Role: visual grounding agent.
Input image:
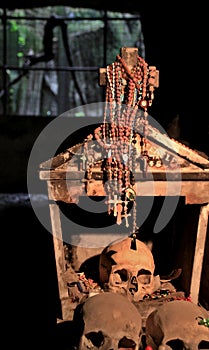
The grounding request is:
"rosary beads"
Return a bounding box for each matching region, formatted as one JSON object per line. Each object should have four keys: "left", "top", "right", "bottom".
{"left": 84, "top": 51, "right": 159, "bottom": 231}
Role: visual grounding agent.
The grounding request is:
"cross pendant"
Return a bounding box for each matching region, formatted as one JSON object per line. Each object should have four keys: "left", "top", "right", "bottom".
{"left": 122, "top": 211, "right": 131, "bottom": 228}
{"left": 80, "top": 154, "right": 87, "bottom": 170}
{"left": 113, "top": 195, "right": 119, "bottom": 217}
{"left": 116, "top": 202, "right": 123, "bottom": 225}
{"left": 107, "top": 194, "right": 119, "bottom": 217}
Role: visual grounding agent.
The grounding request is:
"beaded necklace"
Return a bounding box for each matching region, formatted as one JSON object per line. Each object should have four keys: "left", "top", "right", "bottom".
{"left": 91, "top": 51, "right": 158, "bottom": 232}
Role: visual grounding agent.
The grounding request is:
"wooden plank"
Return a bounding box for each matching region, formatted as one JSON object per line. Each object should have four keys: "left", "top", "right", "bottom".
{"left": 134, "top": 121, "right": 209, "bottom": 168}
{"left": 190, "top": 204, "right": 209, "bottom": 304}
{"left": 49, "top": 202, "right": 68, "bottom": 294}
{"left": 48, "top": 180, "right": 69, "bottom": 319}
{"left": 44, "top": 178, "right": 209, "bottom": 204}
{"left": 47, "top": 179, "right": 84, "bottom": 203}
{"left": 39, "top": 151, "right": 72, "bottom": 170}
{"left": 39, "top": 169, "right": 209, "bottom": 181}
{"left": 135, "top": 181, "right": 209, "bottom": 204}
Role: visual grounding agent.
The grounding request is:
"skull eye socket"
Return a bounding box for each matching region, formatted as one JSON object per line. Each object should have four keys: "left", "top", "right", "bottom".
{"left": 85, "top": 331, "right": 104, "bottom": 347}
{"left": 166, "top": 339, "right": 187, "bottom": 349}
{"left": 137, "top": 269, "right": 151, "bottom": 284}
{"left": 198, "top": 341, "right": 209, "bottom": 349}
{"left": 118, "top": 336, "right": 136, "bottom": 348}
{"left": 114, "top": 269, "right": 128, "bottom": 283}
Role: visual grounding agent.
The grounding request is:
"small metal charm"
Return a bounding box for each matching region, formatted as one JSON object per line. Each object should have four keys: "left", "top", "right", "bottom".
{"left": 130, "top": 232, "right": 137, "bottom": 250}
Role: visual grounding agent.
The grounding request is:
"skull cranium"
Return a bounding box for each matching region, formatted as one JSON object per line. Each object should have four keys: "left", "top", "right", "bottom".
{"left": 75, "top": 292, "right": 142, "bottom": 349}
{"left": 99, "top": 237, "right": 156, "bottom": 302}
{"left": 145, "top": 299, "right": 209, "bottom": 350}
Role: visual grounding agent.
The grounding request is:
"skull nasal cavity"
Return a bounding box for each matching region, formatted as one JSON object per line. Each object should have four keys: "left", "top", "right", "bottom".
{"left": 118, "top": 336, "right": 136, "bottom": 348}
{"left": 129, "top": 276, "right": 138, "bottom": 294}
{"left": 131, "top": 276, "right": 137, "bottom": 285}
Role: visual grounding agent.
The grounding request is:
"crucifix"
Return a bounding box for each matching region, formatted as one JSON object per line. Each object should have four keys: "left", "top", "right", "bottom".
{"left": 122, "top": 199, "right": 131, "bottom": 228}
{"left": 107, "top": 194, "right": 119, "bottom": 216}
{"left": 116, "top": 201, "right": 123, "bottom": 225}
{"left": 99, "top": 47, "right": 159, "bottom": 91}
{"left": 106, "top": 194, "right": 126, "bottom": 225}
{"left": 80, "top": 154, "right": 87, "bottom": 170}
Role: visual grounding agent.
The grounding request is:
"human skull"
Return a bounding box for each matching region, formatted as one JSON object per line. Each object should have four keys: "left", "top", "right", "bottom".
{"left": 76, "top": 292, "right": 142, "bottom": 349}
{"left": 145, "top": 300, "right": 209, "bottom": 350}
{"left": 99, "top": 237, "right": 156, "bottom": 302}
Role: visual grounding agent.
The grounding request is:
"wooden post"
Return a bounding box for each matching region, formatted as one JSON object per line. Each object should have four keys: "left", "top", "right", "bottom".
{"left": 47, "top": 182, "right": 72, "bottom": 320}
{"left": 190, "top": 203, "right": 209, "bottom": 304}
